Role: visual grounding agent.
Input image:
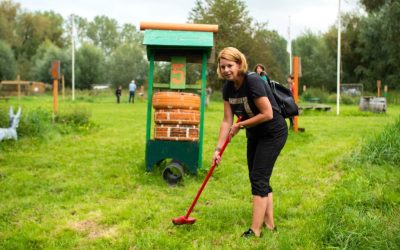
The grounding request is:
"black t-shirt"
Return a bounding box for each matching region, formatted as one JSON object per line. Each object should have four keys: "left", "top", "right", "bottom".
{"left": 223, "top": 72, "right": 286, "bottom": 138}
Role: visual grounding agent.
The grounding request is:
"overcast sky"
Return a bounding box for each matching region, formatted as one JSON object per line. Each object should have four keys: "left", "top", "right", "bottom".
{"left": 17, "top": 0, "right": 361, "bottom": 39}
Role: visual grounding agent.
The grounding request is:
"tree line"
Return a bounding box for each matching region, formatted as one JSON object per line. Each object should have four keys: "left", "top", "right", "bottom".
{"left": 0, "top": 0, "right": 398, "bottom": 92}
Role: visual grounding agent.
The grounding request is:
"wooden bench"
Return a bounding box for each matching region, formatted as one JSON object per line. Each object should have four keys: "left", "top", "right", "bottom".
{"left": 304, "top": 97, "right": 321, "bottom": 103}
{"left": 299, "top": 104, "right": 332, "bottom": 112}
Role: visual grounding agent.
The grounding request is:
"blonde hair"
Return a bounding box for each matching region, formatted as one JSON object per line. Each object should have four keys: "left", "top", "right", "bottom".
{"left": 216, "top": 47, "right": 248, "bottom": 79}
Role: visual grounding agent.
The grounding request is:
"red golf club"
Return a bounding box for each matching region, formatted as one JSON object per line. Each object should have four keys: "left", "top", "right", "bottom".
{"left": 172, "top": 117, "right": 241, "bottom": 225}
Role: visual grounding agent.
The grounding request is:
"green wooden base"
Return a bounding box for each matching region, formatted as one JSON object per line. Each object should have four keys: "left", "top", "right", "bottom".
{"left": 146, "top": 140, "right": 199, "bottom": 174}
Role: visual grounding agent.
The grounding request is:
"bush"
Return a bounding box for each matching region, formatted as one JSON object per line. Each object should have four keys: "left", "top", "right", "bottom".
{"left": 55, "top": 106, "right": 96, "bottom": 134}
{"left": 18, "top": 107, "right": 52, "bottom": 138}
{"left": 359, "top": 116, "right": 400, "bottom": 165}
{"left": 301, "top": 88, "right": 329, "bottom": 103}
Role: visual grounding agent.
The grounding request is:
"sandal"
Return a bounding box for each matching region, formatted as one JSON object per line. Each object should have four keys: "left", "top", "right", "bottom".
{"left": 241, "top": 228, "right": 262, "bottom": 238}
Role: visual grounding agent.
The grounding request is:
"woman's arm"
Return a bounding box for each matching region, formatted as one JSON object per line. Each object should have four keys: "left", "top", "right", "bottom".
{"left": 231, "top": 96, "right": 273, "bottom": 133}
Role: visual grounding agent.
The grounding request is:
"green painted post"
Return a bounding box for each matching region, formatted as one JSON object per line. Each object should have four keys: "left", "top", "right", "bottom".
{"left": 198, "top": 52, "right": 208, "bottom": 169}
{"left": 145, "top": 52, "right": 155, "bottom": 143}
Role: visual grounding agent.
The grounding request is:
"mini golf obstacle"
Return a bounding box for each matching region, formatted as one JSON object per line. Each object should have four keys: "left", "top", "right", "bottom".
{"left": 140, "top": 22, "right": 218, "bottom": 184}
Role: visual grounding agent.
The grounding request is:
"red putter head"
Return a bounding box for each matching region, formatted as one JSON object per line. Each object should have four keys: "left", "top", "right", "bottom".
{"left": 172, "top": 216, "right": 196, "bottom": 225}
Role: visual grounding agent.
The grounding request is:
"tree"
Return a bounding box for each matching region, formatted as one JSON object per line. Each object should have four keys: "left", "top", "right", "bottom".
{"left": 0, "top": 40, "right": 16, "bottom": 80}
{"left": 293, "top": 31, "right": 336, "bottom": 91}
{"left": 356, "top": 1, "right": 400, "bottom": 90}
{"left": 107, "top": 43, "right": 148, "bottom": 87}
{"left": 188, "top": 0, "right": 254, "bottom": 87}
{"left": 31, "top": 41, "right": 70, "bottom": 84}
{"left": 120, "top": 24, "right": 143, "bottom": 44}
{"left": 0, "top": 0, "right": 20, "bottom": 47}
{"left": 75, "top": 43, "right": 106, "bottom": 89}
{"left": 86, "top": 15, "right": 119, "bottom": 55}
{"left": 249, "top": 23, "right": 288, "bottom": 82}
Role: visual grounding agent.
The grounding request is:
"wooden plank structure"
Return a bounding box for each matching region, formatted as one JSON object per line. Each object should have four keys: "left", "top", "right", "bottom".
{"left": 0, "top": 76, "right": 46, "bottom": 98}
{"left": 141, "top": 22, "right": 218, "bottom": 174}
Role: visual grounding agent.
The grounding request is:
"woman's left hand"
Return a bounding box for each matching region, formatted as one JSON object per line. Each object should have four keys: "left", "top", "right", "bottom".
{"left": 229, "top": 123, "right": 240, "bottom": 137}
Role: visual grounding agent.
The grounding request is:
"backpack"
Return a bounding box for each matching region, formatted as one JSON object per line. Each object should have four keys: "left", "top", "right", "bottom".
{"left": 267, "top": 79, "right": 299, "bottom": 118}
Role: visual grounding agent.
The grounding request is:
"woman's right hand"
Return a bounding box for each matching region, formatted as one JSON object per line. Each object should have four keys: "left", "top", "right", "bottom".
{"left": 212, "top": 150, "right": 221, "bottom": 166}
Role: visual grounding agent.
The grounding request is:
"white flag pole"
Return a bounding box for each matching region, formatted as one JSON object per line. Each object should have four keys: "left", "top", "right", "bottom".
{"left": 71, "top": 14, "right": 76, "bottom": 101}
{"left": 336, "top": 0, "right": 341, "bottom": 115}
{"left": 287, "top": 16, "right": 292, "bottom": 74}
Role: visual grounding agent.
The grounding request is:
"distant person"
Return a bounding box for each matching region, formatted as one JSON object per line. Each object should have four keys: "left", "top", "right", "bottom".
{"left": 254, "top": 64, "right": 269, "bottom": 81}
{"left": 129, "top": 80, "right": 137, "bottom": 103}
{"left": 115, "top": 85, "right": 122, "bottom": 104}
{"left": 286, "top": 74, "right": 295, "bottom": 128}
{"left": 206, "top": 86, "right": 212, "bottom": 107}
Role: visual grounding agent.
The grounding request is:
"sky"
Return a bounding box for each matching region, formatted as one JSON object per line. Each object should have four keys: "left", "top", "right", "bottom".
{"left": 16, "top": 0, "right": 361, "bottom": 39}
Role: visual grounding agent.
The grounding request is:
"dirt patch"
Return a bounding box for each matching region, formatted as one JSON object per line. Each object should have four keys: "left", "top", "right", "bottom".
{"left": 69, "top": 220, "right": 117, "bottom": 239}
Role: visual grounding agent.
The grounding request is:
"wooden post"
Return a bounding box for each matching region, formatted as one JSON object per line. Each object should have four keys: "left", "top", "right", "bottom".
{"left": 51, "top": 61, "right": 60, "bottom": 120}
{"left": 17, "top": 75, "right": 21, "bottom": 100}
{"left": 377, "top": 80, "right": 381, "bottom": 97}
{"left": 62, "top": 75, "right": 65, "bottom": 102}
{"left": 384, "top": 85, "right": 388, "bottom": 98}
{"left": 293, "top": 56, "right": 299, "bottom": 133}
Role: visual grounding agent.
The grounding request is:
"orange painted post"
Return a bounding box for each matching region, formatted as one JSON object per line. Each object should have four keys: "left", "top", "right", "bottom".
{"left": 51, "top": 60, "right": 60, "bottom": 117}
{"left": 293, "top": 56, "right": 299, "bottom": 133}
{"left": 53, "top": 79, "right": 59, "bottom": 114}
{"left": 377, "top": 80, "right": 381, "bottom": 97}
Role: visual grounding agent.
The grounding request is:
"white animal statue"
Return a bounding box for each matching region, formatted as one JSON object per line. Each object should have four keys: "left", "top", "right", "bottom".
{"left": 0, "top": 107, "right": 22, "bottom": 141}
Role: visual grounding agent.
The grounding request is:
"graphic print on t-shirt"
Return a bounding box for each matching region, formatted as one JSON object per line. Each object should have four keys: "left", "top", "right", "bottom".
{"left": 228, "top": 96, "right": 255, "bottom": 118}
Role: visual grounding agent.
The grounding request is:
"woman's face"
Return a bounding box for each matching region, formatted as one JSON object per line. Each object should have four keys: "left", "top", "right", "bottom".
{"left": 256, "top": 66, "right": 263, "bottom": 74}
{"left": 219, "top": 58, "right": 240, "bottom": 81}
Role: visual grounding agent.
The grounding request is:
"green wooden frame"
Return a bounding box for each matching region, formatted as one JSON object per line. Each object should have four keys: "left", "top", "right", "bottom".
{"left": 143, "top": 29, "right": 214, "bottom": 174}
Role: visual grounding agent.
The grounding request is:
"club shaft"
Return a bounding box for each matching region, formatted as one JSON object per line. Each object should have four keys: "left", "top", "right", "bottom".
{"left": 184, "top": 117, "right": 241, "bottom": 218}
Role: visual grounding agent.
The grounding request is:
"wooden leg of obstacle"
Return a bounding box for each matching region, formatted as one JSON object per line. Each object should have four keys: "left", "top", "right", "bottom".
{"left": 377, "top": 80, "right": 381, "bottom": 97}
{"left": 62, "top": 75, "right": 65, "bottom": 102}
{"left": 53, "top": 79, "right": 59, "bottom": 122}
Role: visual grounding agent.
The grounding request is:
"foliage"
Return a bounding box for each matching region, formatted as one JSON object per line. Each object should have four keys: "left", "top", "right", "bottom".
{"left": 320, "top": 115, "right": 400, "bottom": 249}
{"left": 17, "top": 107, "right": 52, "bottom": 138}
{"left": 293, "top": 31, "right": 336, "bottom": 91}
{"left": 356, "top": 1, "right": 400, "bottom": 91}
{"left": 359, "top": 115, "right": 400, "bottom": 165}
{"left": 107, "top": 43, "right": 148, "bottom": 88}
{"left": 0, "top": 0, "right": 20, "bottom": 46}
{"left": 1, "top": 0, "right": 400, "bottom": 92}
{"left": 301, "top": 87, "right": 329, "bottom": 103}
{"left": 86, "top": 15, "right": 119, "bottom": 55}
{"left": 75, "top": 43, "right": 106, "bottom": 89}
{"left": 31, "top": 41, "right": 71, "bottom": 84}
{"left": 0, "top": 39, "right": 16, "bottom": 80}
{"left": 188, "top": 0, "right": 256, "bottom": 87}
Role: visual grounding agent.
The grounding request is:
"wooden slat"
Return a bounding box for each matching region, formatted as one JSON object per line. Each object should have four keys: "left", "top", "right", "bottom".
{"left": 140, "top": 22, "right": 218, "bottom": 33}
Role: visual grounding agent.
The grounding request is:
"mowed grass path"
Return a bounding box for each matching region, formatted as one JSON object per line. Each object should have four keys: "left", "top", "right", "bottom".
{"left": 0, "top": 96, "right": 399, "bottom": 249}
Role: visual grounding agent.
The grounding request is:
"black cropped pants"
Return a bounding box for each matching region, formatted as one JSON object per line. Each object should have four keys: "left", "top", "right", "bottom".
{"left": 246, "top": 127, "right": 287, "bottom": 197}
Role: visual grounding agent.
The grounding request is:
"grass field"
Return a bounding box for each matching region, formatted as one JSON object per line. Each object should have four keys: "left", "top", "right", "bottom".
{"left": 1, "top": 93, "right": 399, "bottom": 249}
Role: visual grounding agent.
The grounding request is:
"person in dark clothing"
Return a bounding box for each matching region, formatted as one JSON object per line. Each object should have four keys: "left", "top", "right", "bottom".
{"left": 287, "top": 74, "right": 295, "bottom": 129}
{"left": 115, "top": 85, "right": 122, "bottom": 103}
{"left": 213, "top": 47, "right": 288, "bottom": 238}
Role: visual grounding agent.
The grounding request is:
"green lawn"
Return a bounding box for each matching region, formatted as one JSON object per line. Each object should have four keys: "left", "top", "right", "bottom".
{"left": 1, "top": 94, "right": 399, "bottom": 249}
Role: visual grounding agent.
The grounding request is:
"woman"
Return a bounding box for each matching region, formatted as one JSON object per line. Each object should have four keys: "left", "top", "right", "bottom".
{"left": 254, "top": 63, "right": 269, "bottom": 81}
{"left": 213, "top": 47, "right": 288, "bottom": 237}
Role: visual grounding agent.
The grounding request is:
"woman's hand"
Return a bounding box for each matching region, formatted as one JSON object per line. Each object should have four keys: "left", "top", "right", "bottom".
{"left": 212, "top": 149, "right": 221, "bottom": 165}
{"left": 229, "top": 123, "right": 241, "bottom": 137}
